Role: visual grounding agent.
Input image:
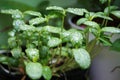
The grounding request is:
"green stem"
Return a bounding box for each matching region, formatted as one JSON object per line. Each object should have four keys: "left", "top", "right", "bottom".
{"left": 56, "top": 11, "right": 66, "bottom": 67}
{"left": 86, "top": 32, "right": 89, "bottom": 46}
{"left": 87, "top": 38, "right": 98, "bottom": 54}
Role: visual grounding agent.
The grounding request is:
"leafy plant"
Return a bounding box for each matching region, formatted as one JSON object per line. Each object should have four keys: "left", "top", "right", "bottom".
{"left": 0, "top": 5, "right": 120, "bottom": 80}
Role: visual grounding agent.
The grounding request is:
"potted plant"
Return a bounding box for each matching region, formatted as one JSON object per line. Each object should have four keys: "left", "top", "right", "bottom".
{"left": 0, "top": 5, "right": 120, "bottom": 80}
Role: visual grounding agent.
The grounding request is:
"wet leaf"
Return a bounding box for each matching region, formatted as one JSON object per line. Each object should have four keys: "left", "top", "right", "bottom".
{"left": 25, "top": 48, "right": 39, "bottom": 62}
{"left": 29, "top": 17, "right": 46, "bottom": 25}
{"left": 83, "top": 21, "right": 99, "bottom": 28}
{"left": 77, "top": 18, "right": 88, "bottom": 25}
{"left": 72, "top": 48, "right": 91, "bottom": 69}
{"left": 43, "top": 66, "right": 52, "bottom": 80}
{"left": 1, "top": 9, "right": 23, "bottom": 19}
{"left": 19, "top": 24, "right": 35, "bottom": 31}
{"left": 61, "top": 31, "right": 71, "bottom": 42}
{"left": 70, "top": 30, "right": 83, "bottom": 45}
{"left": 43, "top": 26, "right": 63, "bottom": 34}
{"left": 11, "top": 47, "right": 22, "bottom": 58}
{"left": 48, "top": 37, "right": 62, "bottom": 47}
{"left": 13, "top": 19, "right": 25, "bottom": 30}
{"left": 8, "top": 37, "right": 17, "bottom": 48}
{"left": 26, "top": 62, "right": 42, "bottom": 80}
{"left": 66, "top": 8, "right": 87, "bottom": 16}
{"left": 102, "top": 27, "right": 120, "bottom": 33}
{"left": 46, "top": 6, "right": 64, "bottom": 11}
{"left": 24, "top": 11, "right": 41, "bottom": 17}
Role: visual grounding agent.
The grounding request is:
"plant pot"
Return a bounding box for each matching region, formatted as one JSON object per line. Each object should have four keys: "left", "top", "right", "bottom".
{"left": 90, "top": 46, "right": 120, "bottom": 80}
{"left": 65, "top": 15, "right": 95, "bottom": 41}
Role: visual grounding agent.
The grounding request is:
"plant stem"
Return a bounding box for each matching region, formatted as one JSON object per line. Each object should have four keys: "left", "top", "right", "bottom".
{"left": 87, "top": 38, "right": 98, "bottom": 54}
{"left": 56, "top": 11, "right": 66, "bottom": 67}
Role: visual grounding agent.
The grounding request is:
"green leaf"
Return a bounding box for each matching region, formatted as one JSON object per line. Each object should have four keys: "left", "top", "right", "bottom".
{"left": 43, "top": 66, "right": 52, "bottom": 80}
{"left": 85, "top": 12, "right": 98, "bottom": 20}
{"left": 25, "top": 48, "right": 39, "bottom": 62}
{"left": 43, "top": 26, "right": 63, "bottom": 34}
{"left": 0, "top": 55, "right": 18, "bottom": 66}
{"left": 26, "top": 62, "right": 42, "bottom": 80}
{"left": 83, "top": 21, "right": 99, "bottom": 28}
{"left": 46, "top": 6, "right": 64, "bottom": 11}
{"left": 66, "top": 8, "right": 87, "bottom": 16}
{"left": 24, "top": 11, "right": 41, "bottom": 17}
{"left": 102, "top": 27, "right": 120, "bottom": 33}
{"left": 72, "top": 48, "right": 91, "bottom": 69}
{"left": 104, "top": 6, "right": 118, "bottom": 15}
{"left": 29, "top": 17, "right": 46, "bottom": 25}
{"left": 70, "top": 30, "right": 83, "bottom": 45}
{"left": 111, "top": 38, "right": 120, "bottom": 51}
{"left": 19, "top": 24, "right": 35, "bottom": 31}
{"left": 11, "top": 47, "right": 22, "bottom": 58}
{"left": 99, "top": 37, "right": 112, "bottom": 46}
{"left": 13, "top": 19, "right": 25, "bottom": 30}
{"left": 77, "top": 18, "right": 88, "bottom": 25}
{"left": 1, "top": 9, "right": 23, "bottom": 19}
{"left": 95, "top": 12, "right": 113, "bottom": 20}
{"left": 8, "top": 37, "right": 17, "bottom": 48}
{"left": 8, "top": 30, "right": 16, "bottom": 37}
{"left": 53, "top": 47, "right": 69, "bottom": 56}
{"left": 111, "top": 11, "right": 120, "bottom": 18}
{"left": 61, "top": 31, "right": 71, "bottom": 42}
{"left": 99, "top": 0, "right": 107, "bottom": 4}
{"left": 48, "top": 37, "right": 62, "bottom": 47}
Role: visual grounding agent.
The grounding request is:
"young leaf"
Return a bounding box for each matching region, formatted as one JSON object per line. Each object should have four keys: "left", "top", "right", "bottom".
{"left": 104, "top": 6, "right": 118, "bottom": 15}
{"left": 76, "top": 18, "right": 88, "bottom": 25}
{"left": 8, "top": 30, "right": 16, "bottom": 37}
{"left": 99, "top": 0, "right": 107, "bottom": 4}
{"left": 70, "top": 30, "right": 83, "bottom": 45}
{"left": 43, "top": 26, "right": 63, "bottom": 34}
{"left": 61, "top": 31, "right": 71, "bottom": 42}
{"left": 1, "top": 9, "right": 23, "bottom": 19}
{"left": 111, "top": 11, "right": 120, "bottom": 18}
{"left": 24, "top": 11, "right": 41, "bottom": 17}
{"left": 25, "top": 48, "right": 39, "bottom": 62}
{"left": 46, "top": 6, "right": 64, "bottom": 11}
{"left": 48, "top": 37, "right": 62, "bottom": 47}
{"left": 29, "top": 17, "right": 46, "bottom": 25}
{"left": 102, "top": 27, "right": 120, "bottom": 33}
{"left": 66, "top": 8, "right": 87, "bottom": 16}
{"left": 72, "top": 48, "right": 91, "bottom": 69}
{"left": 42, "top": 66, "right": 52, "bottom": 80}
{"left": 95, "top": 12, "right": 113, "bottom": 20}
{"left": 26, "top": 62, "right": 42, "bottom": 80}
{"left": 19, "top": 24, "right": 35, "bottom": 31}
{"left": 8, "top": 37, "right": 17, "bottom": 48}
{"left": 11, "top": 47, "right": 22, "bottom": 58}
{"left": 99, "top": 37, "right": 112, "bottom": 46}
{"left": 13, "top": 19, "right": 25, "bottom": 30}
{"left": 83, "top": 21, "right": 99, "bottom": 28}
